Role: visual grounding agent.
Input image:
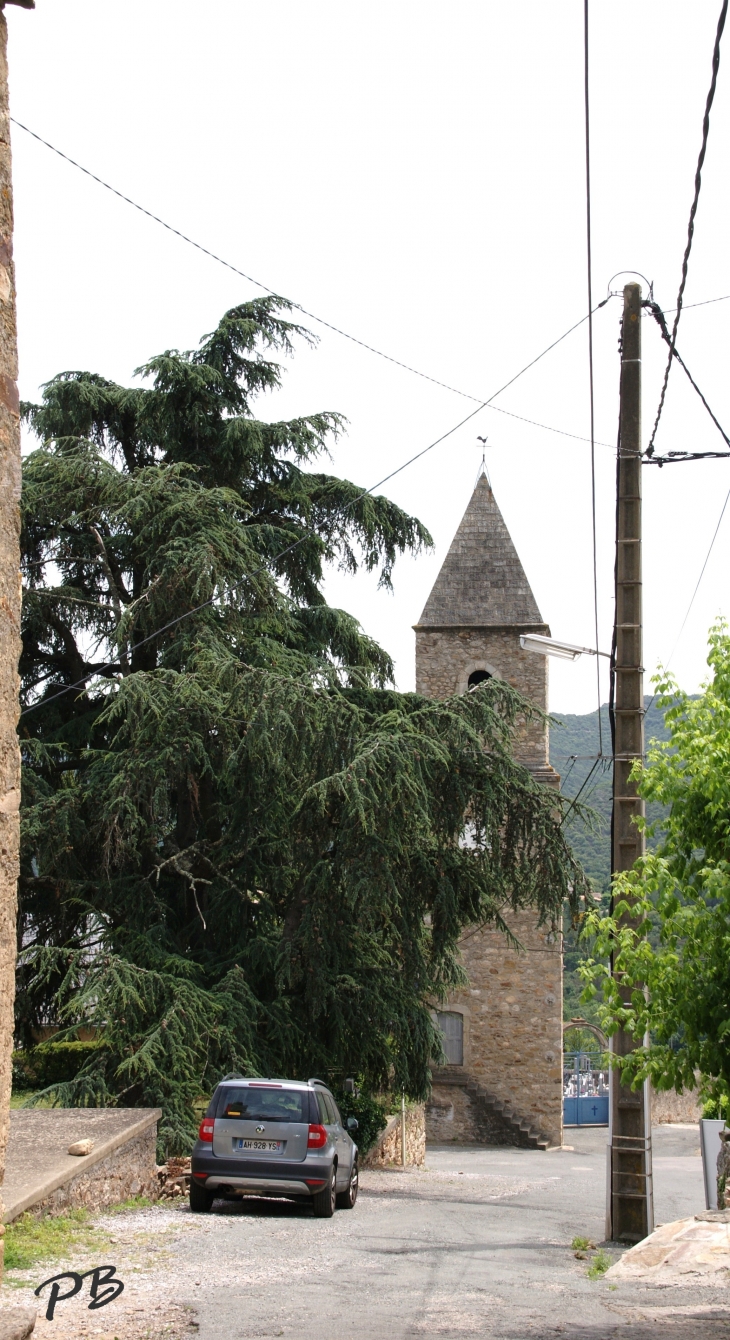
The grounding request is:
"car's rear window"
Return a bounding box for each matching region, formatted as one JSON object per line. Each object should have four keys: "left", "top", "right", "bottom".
{"left": 216, "top": 1086, "right": 309, "bottom": 1123}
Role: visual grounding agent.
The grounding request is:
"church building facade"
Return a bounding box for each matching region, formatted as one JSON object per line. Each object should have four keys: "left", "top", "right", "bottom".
{"left": 416, "top": 474, "right": 563, "bottom": 1149}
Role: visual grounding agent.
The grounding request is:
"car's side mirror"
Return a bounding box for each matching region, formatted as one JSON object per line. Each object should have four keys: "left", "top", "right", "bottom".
{"left": 346, "top": 1116, "right": 358, "bottom": 1131}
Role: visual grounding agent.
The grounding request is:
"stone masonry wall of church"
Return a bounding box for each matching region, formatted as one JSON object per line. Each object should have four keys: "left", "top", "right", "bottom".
{"left": 434, "top": 912, "right": 563, "bottom": 1147}
{"left": 416, "top": 626, "right": 563, "bottom": 1146}
{"left": 415, "top": 626, "right": 550, "bottom": 769}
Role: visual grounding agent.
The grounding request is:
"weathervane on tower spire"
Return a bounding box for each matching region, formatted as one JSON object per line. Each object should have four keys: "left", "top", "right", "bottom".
{"left": 475, "top": 436, "right": 492, "bottom": 487}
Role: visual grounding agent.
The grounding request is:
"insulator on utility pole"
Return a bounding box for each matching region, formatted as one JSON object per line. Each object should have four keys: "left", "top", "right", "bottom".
{"left": 606, "top": 281, "right": 654, "bottom": 1243}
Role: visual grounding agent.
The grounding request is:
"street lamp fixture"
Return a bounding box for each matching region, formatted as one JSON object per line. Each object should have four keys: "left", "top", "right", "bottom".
{"left": 519, "top": 633, "right": 611, "bottom": 661}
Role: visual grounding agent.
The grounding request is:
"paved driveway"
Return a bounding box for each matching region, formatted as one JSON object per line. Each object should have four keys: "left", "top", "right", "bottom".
{"left": 182, "top": 1124, "right": 730, "bottom": 1340}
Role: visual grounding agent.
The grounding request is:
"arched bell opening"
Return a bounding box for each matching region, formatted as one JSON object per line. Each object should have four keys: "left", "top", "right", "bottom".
{"left": 467, "top": 669, "right": 492, "bottom": 691}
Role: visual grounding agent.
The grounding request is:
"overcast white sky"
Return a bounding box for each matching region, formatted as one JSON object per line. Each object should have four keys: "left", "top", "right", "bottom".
{"left": 7, "top": 0, "right": 730, "bottom": 715}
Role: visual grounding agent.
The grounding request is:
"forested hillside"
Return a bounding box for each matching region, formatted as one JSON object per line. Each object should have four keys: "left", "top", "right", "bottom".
{"left": 551, "top": 697, "right": 673, "bottom": 1023}
{"left": 550, "top": 698, "right": 672, "bottom": 891}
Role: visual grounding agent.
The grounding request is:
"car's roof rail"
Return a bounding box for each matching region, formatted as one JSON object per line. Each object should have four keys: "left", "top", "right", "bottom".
{"left": 308, "top": 1077, "right": 328, "bottom": 1088}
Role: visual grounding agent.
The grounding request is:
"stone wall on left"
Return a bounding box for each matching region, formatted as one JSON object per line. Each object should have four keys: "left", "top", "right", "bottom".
{"left": 2, "top": 1108, "right": 161, "bottom": 1222}
{"left": 27, "top": 1125, "right": 158, "bottom": 1218}
{"left": 362, "top": 1106, "right": 426, "bottom": 1168}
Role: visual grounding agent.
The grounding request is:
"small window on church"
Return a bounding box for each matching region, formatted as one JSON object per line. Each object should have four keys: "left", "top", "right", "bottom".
{"left": 467, "top": 669, "right": 491, "bottom": 690}
{"left": 436, "top": 1011, "right": 464, "bottom": 1065}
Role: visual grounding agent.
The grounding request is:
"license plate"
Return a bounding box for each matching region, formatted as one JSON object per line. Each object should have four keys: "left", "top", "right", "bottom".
{"left": 234, "top": 1138, "right": 281, "bottom": 1152}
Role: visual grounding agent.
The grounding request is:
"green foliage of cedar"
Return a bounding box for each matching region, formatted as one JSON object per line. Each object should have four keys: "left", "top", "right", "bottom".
{"left": 18, "top": 298, "right": 589, "bottom": 1156}
{"left": 9, "top": 1090, "right": 54, "bottom": 1109}
{"left": 580, "top": 623, "right": 730, "bottom": 1109}
{"left": 12, "top": 1040, "right": 105, "bottom": 1091}
{"left": 332, "top": 1084, "right": 388, "bottom": 1155}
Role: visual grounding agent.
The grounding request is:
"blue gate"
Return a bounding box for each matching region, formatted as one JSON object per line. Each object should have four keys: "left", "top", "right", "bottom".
{"left": 563, "top": 1050, "right": 609, "bottom": 1126}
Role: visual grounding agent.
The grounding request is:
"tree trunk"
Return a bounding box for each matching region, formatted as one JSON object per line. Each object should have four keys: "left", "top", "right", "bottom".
{"left": 0, "top": 8, "right": 22, "bottom": 1276}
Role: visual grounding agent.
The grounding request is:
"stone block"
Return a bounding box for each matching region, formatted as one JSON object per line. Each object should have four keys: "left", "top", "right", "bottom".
{"left": 0, "top": 1309, "right": 36, "bottom": 1339}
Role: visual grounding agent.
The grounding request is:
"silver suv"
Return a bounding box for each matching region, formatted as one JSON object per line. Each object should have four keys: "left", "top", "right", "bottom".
{"left": 190, "top": 1077, "right": 359, "bottom": 1218}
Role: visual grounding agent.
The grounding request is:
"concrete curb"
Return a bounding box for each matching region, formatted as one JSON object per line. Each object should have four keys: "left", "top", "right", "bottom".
{"left": 3, "top": 1108, "right": 161, "bottom": 1222}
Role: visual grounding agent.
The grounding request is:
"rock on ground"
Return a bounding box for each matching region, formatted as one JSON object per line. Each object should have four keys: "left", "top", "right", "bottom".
{"left": 0, "top": 1309, "right": 36, "bottom": 1340}
{"left": 606, "top": 1211, "right": 730, "bottom": 1284}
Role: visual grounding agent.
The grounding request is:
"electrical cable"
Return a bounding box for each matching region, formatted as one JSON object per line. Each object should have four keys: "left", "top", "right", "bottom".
{"left": 608, "top": 409, "right": 620, "bottom": 896}
{"left": 10, "top": 120, "right": 476, "bottom": 404}
{"left": 560, "top": 756, "right": 603, "bottom": 828}
{"left": 9, "top": 117, "right": 598, "bottom": 423}
{"left": 560, "top": 756, "right": 578, "bottom": 790}
{"left": 482, "top": 399, "right": 614, "bottom": 448}
{"left": 645, "top": 449, "right": 730, "bottom": 466}
{"left": 14, "top": 118, "right": 730, "bottom": 457}
{"left": 644, "top": 480, "right": 730, "bottom": 720}
{"left": 584, "top": 0, "right": 603, "bottom": 756}
{"left": 12, "top": 117, "right": 623, "bottom": 455}
{"left": 663, "top": 292, "right": 730, "bottom": 314}
{"left": 646, "top": 0, "right": 728, "bottom": 458}
{"left": 19, "top": 306, "right": 603, "bottom": 719}
{"left": 643, "top": 299, "right": 730, "bottom": 463}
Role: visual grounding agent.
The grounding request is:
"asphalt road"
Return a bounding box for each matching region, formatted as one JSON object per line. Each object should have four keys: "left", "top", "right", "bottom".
{"left": 183, "top": 1125, "right": 730, "bottom": 1340}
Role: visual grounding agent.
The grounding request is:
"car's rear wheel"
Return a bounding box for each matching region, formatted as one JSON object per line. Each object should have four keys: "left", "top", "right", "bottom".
{"left": 336, "top": 1156, "right": 358, "bottom": 1210}
{"left": 189, "top": 1180, "right": 215, "bottom": 1213}
{"left": 312, "top": 1168, "right": 336, "bottom": 1218}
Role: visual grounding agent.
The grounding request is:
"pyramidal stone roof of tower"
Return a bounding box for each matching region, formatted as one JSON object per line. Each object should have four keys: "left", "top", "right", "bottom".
{"left": 416, "top": 474, "right": 545, "bottom": 628}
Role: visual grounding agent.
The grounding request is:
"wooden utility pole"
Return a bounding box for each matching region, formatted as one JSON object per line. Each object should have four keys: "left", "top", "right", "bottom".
{"left": 607, "top": 281, "right": 654, "bottom": 1243}
{"left": 0, "top": 0, "right": 33, "bottom": 1280}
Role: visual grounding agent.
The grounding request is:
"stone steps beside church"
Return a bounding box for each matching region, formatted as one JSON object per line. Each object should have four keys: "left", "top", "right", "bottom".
{"left": 465, "top": 1080, "right": 550, "bottom": 1150}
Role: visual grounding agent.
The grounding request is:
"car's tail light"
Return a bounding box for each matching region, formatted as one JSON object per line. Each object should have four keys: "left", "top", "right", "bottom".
{"left": 198, "top": 1118, "right": 215, "bottom": 1143}
{"left": 307, "top": 1123, "right": 327, "bottom": 1149}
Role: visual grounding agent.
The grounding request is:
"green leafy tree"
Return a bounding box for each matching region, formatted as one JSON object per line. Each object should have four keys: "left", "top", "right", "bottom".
{"left": 580, "top": 622, "right": 730, "bottom": 1107}
{"left": 19, "top": 298, "right": 589, "bottom": 1153}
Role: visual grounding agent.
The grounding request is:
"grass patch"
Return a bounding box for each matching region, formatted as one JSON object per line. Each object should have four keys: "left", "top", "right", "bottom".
{"left": 571, "top": 1235, "right": 593, "bottom": 1251}
{"left": 4, "top": 1208, "right": 108, "bottom": 1272}
{"left": 587, "top": 1249, "right": 612, "bottom": 1279}
{"left": 9, "top": 1091, "right": 57, "bottom": 1110}
{"left": 107, "top": 1196, "right": 152, "bottom": 1215}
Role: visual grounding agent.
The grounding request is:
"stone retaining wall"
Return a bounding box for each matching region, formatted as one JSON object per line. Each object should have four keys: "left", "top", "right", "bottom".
{"left": 362, "top": 1106, "right": 425, "bottom": 1168}
{"left": 650, "top": 1084, "right": 702, "bottom": 1125}
{"left": 426, "top": 1082, "right": 477, "bottom": 1143}
{"left": 25, "top": 1127, "right": 158, "bottom": 1218}
{"left": 426, "top": 1080, "right": 514, "bottom": 1144}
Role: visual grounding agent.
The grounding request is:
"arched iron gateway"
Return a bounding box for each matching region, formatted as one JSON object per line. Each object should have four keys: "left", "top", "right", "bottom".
{"left": 562, "top": 1019, "right": 609, "bottom": 1127}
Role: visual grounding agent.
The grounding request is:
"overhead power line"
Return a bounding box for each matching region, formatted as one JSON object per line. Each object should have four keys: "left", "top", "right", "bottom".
{"left": 662, "top": 483, "right": 730, "bottom": 673}
{"left": 646, "top": 0, "right": 728, "bottom": 458}
{"left": 20, "top": 305, "right": 599, "bottom": 719}
{"left": 16, "top": 118, "right": 730, "bottom": 458}
{"left": 642, "top": 478, "right": 730, "bottom": 721}
{"left": 10, "top": 119, "right": 476, "bottom": 404}
{"left": 643, "top": 299, "right": 730, "bottom": 464}
{"left": 11, "top": 117, "right": 622, "bottom": 455}
{"left": 663, "top": 292, "right": 730, "bottom": 314}
{"left": 583, "top": 0, "right": 603, "bottom": 755}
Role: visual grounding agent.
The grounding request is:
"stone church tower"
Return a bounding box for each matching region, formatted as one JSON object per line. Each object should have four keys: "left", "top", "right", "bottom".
{"left": 416, "top": 473, "right": 563, "bottom": 1148}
